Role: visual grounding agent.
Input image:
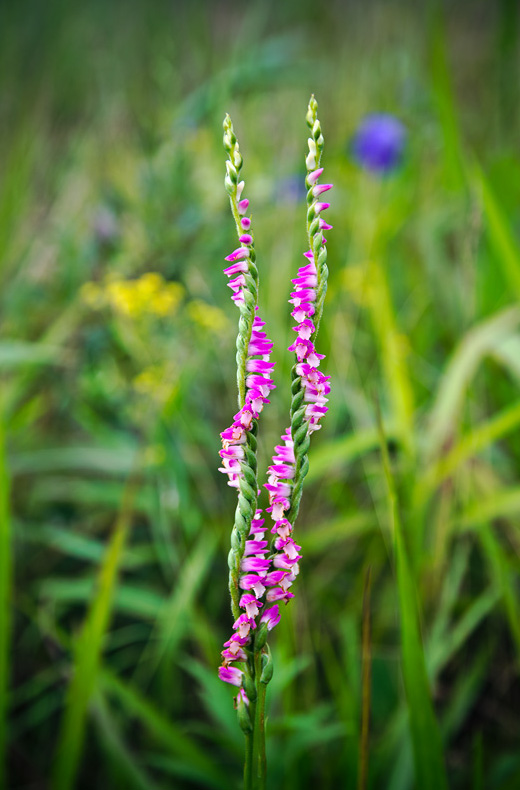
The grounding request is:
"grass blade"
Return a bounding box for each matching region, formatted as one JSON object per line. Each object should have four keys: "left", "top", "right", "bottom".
{"left": 475, "top": 166, "right": 520, "bottom": 300}
{"left": 378, "top": 416, "right": 448, "bottom": 790}
{"left": 135, "top": 530, "right": 217, "bottom": 684}
{"left": 0, "top": 409, "right": 11, "bottom": 790}
{"left": 92, "top": 693, "right": 159, "bottom": 790}
{"left": 427, "top": 307, "right": 520, "bottom": 457}
{"left": 357, "top": 566, "right": 372, "bottom": 790}
{"left": 51, "top": 477, "right": 137, "bottom": 790}
{"left": 418, "top": 399, "right": 520, "bottom": 503}
{"left": 101, "top": 669, "right": 228, "bottom": 789}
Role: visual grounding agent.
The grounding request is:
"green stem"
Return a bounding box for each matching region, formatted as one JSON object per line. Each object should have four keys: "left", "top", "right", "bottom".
{"left": 251, "top": 652, "right": 266, "bottom": 790}
{"left": 244, "top": 729, "right": 253, "bottom": 790}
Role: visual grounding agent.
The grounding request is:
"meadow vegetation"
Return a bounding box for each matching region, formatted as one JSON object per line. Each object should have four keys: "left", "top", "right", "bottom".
{"left": 1, "top": 1, "right": 520, "bottom": 787}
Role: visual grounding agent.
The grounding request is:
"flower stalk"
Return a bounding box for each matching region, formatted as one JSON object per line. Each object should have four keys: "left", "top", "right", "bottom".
{"left": 218, "top": 96, "right": 332, "bottom": 790}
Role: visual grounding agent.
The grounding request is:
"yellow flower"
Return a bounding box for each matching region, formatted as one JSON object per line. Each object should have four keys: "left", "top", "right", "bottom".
{"left": 188, "top": 299, "right": 230, "bottom": 334}
{"left": 82, "top": 272, "right": 185, "bottom": 319}
{"left": 132, "top": 364, "right": 176, "bottom": 403}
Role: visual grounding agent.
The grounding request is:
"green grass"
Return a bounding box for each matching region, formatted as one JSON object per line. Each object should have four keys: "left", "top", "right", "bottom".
{"left": 1, "top": 0, "right": 520, "bottom": 788}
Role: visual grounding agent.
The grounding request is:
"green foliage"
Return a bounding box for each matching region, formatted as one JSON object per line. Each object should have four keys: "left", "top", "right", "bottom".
{"left": 1, "top": 1, "right": 520, "bottom": 788}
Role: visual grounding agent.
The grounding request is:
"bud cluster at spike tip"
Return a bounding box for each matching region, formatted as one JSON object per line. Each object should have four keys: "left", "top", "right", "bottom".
{"left": 261, "top": 113, "right": 332, "bottom": 622}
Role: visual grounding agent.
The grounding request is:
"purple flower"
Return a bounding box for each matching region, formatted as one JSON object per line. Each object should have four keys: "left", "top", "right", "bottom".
{"left": 260, "top": 605, "right": 281, "bottom": 631}
{"left": 352, "top": 114, "right": 407, "bottom": 174}
{"left": 218, "top": 665, "right": 244, "bottom": 687}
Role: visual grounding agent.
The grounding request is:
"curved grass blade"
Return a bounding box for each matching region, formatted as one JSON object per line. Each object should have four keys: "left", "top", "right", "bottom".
{"left": 92, "top": 692, "right": 159, "bottom": 790}
{"left": 357, "top": 566, "right": 372, "bottom": 790}
{"left": 378, "top": 415, "right": 448, "bottom": 790}
{"left": 0, "top": 409, "right": 11, "bottom": 789}
{"left": 51, "top": 476, "right": 138, "bottom": 790}
{"left": 475, "top": 166, "right": 520, "bottom": 300}
{"left": 306, "top": 424, "right": 397, "bottom": 483}
{"left": 418, "top": 399, "right": 520, "bottom": 504}
{"left": 426, "top": 307, "right": 520, "bottom": 458}
{"left": 101, "top": 669, "right": 228, "bottom": 789}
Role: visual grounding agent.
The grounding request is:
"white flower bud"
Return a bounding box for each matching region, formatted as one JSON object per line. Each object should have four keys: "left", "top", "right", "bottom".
{"left": 305, "top": 151, "right": 316, "bottom": 170}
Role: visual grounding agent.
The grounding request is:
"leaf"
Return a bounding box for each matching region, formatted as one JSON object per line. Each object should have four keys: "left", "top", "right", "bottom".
{"left": 135, "top": 531, "right": 217, "bottom": 683}
{"left": 428, "top": 586, "right": 500, "bottom": 679}
{"left": 306, "top": 425, "right": 397, "bottom": 483}
{"left": 378, "top": 417, "right": 448, "bottom": 790}
{"left": 92, "top": 693, "right": 159, "bottom": 790}
{"left": 39, "top": 577, "right": 165, "bottom": 621}
{"left": 475, "top": 166, "right": 520, "bottom": 300}
{"left": 0, "top": 340, "right": 62, "bottom": 368}
{"left": 100, "top": 669, "right": 228, "bottom": 789}
{"left": 0, "top": 411, "right": 11, "bottom": 789}
{"left": 427, "top": 307, "right": 520, "bottom": 457}
{"left": 19, "top": 522, "right": 155, "bottom": 569}
{"left": 418, "top": 399, "right": 520, "bottom": 503}
{"left": 51, "top": 479, "right": 137, "bottom": 790}
{"left": 11, "top": 445, "right": 138, "bottom": 476}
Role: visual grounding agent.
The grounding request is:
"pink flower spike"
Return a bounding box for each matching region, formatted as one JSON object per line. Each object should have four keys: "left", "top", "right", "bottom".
{"left": 241, "top": 217, "right": 251, "bottom": 230}
{"left": 266, "top": 498, "right": 290, "bottom": 521}
{"left": 218, "top": 665, "right": 243, "bottom": 687}
{"left": 271, "top": 519, "right": 292, "bottom": 539}
{"left": 225, "top": 247, "right": 249, "bottom": 262}
{"left": 263, "top": 569, "right": 288, "bottom": 586}
{"left": 240, "top": 593, "right": 263, "bottom": 618}
{"left": 224, "top": 260, "right": 249, "bottom": 276}
{"left": 299, "top": 262, "right": 317, "bottom": 275}
{"left": 243, "top": 540, "right": 269, "bottom": 556}
{"left": 292, "top": 274, "right": 318, "bottom": 288}
{"left": 303, "top": 250, "right": 314, "bottom": 260}
{"left": 222, "top": 646, "right": 247, "bottom": 662}
{"left": 239, "top": 234, "right": 253, "bottom": 244}
{"left": 246, "top": 359, "right": 275, "bottom": 374}
{"left": 250, "top": 514, "right": 266, "bottom": 532}
{"left": 238, "top": 199, "right": 249, "bottom": 215}
{"left": 266, "top": 587, "right": 295, "bottom": 603}
{"left": 265, "top": 480, "right": 292, "bottom": 499}
{"left": 290, "top": 288, "right": 317, "bottom": 303}
{"left": 236, "top": 688, "right": 249, "bottom": 706}
{"left": 307, "top": 167, "right": 324, "bottom": 184}
{"left": 319, "top": 219, "right": 333, "bottom": 230}
{"left": 312, "top": 183, "right": 333, "bottom": 197}
{"left": 239, "top": 573, "right": 266, "bottom": 597}
{"left": 268, "top": 463, "right": 295, "bottom": 479}
{"left": 291, "top": 303, "right": 315, "bottom": 322}
{"left": 224, "top": 633, "right": 249, "bottom": 648}
{"left": 227, "top": 275, "right": 246, "bottom": 292}
{"left": 307, "top": 350, "right": 326, "bottom": 366}
{"left": 240, "top": 556, "right": 271, "bottom": 573}
{"left": 233, "top": 613, "right": 256, "bottom": 638}
{"left": 292, "top": 319, "right": 316, "bottom": 340}
{"left": 314, "top": 201, "right": 330, "bottom": 213}
{"left": 273, "top": 553, "right": 300, "bottom": 570}
{"left": 260, "top": 605, "right": 281, "bottom": 631}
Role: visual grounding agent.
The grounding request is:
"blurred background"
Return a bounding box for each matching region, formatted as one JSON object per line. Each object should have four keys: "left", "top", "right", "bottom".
{"left": 1, "top": 0, "right": 520, "bottom": 787}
